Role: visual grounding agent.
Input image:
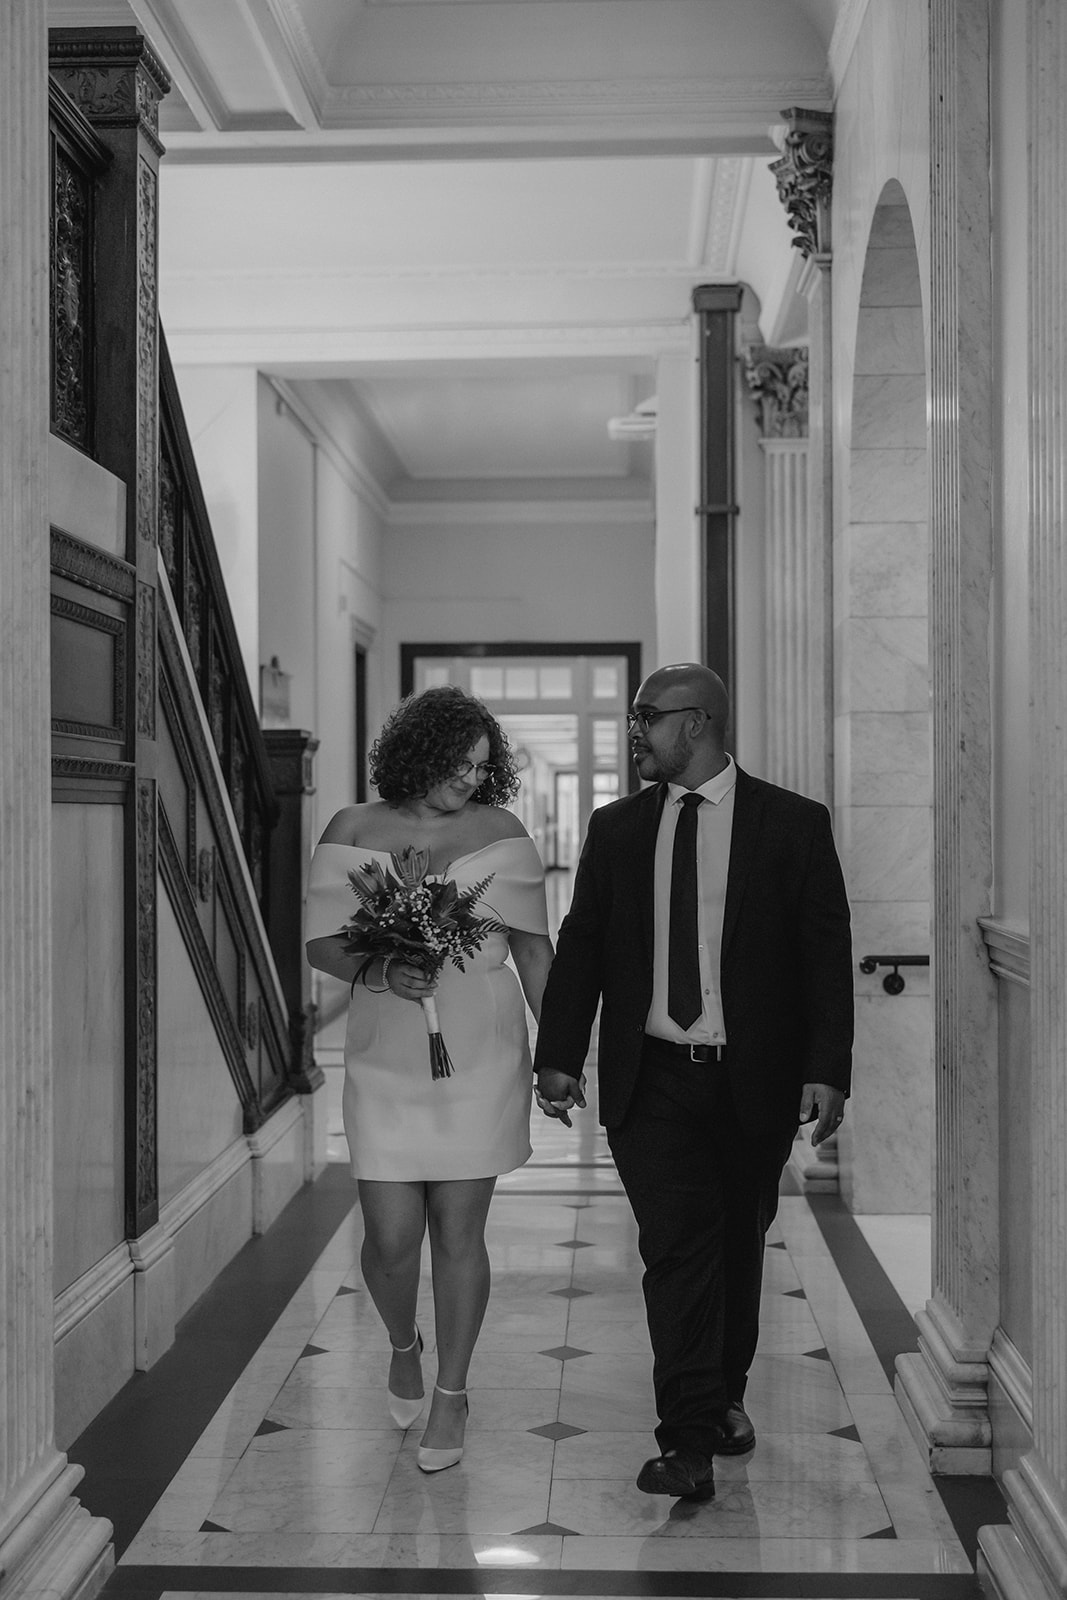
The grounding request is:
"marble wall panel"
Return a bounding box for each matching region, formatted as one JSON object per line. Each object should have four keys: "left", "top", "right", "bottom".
{"left": 54, "top": 1273, "right": 134, "bottom": 1450}
{"left": 841, "top": 994, "right": 933, "bottom": 1213}
{"left": 854, "top": 307, "right": 928, "bottom": 376}
{"left": 157, "top": 879, "right": 244, "bottom": 1207}
{"left": 868, "top": 202, "right": 923, "bottom": 250}
{"left": 840, "top": 713, "right": 932, "bottom": 807}
{"left": 847, "top": 524, "right": 929, "bottom": 616}
{"left": 170, "top": 1158, "right": 253, "bottom": 1324}
{"left": 837, "top": 617, "right": 929, "bottom": 712}
{"left": 990, "top": 1368, "right": 1033, "bottom": 1486}
{"left": 851, "top": 375, "right": 929, "bottom": 449}
{"left": 997, "top": 976, "right": 1031, "bottom": 1366}
{"left": 849, "top": 449, "right": 929, "bottom": 524}
{"left": 52, "top": 803, "right": 126, "bottom": 1293}
{"left": 841, "top": 805, "right": 932, "bottom": 903}
{"left": 853, "top": 247, "right": 925, "bottom": 308}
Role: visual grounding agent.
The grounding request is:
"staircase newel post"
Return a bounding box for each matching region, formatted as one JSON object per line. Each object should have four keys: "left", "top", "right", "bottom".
{"left": 263, "top": 729, "right": 325, "bottom": 1096}
{"left": 49, "top": 27, "right": 170, "bottom": 1243}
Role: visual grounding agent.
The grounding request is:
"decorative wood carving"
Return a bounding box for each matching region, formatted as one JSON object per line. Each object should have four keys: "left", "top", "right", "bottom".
{"left": 770, "top": 107, "right": 833, "bottom": 259}
{"left": 136, "top": 581, "right": 156, "bottom": 737}
{"left": 198, "top": 847, "right": 215, "bottom": 905}
{"left": 158, "top": 669, "right": 198, "bottom": 881}
{"left": 50, "top": 527, "right": 135, "bottom": 601}
{"left": 132, "top": 777, "right": 158, "bottom": 1232}
{"left": 51, "top": 754, "right": 133, "bottom": 804}
{"left": 50, "top": 142, "right": 91, "bottom": 449}
{"left": 158, "top": 444, "right": 179, "bottom": 594}
{"left": 49, "top": 31, "right": 169, "bottom": 150}
{"left": 136, "top": 159, "right": 157, "bottom": 547}
{"left": 743, "top": 345, "right": 809, "bottom": 439}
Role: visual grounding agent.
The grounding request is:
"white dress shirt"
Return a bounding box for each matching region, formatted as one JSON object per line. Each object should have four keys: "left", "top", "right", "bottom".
{"left": 645, "top": 757, "right": 737, "bottom": 1045}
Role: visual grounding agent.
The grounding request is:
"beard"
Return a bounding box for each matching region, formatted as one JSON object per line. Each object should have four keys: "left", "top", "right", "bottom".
{"left": 632, "top": 732, "right": 690, "bottom": 784}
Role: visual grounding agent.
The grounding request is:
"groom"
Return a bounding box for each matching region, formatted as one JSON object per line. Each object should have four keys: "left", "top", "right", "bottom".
{"left": 533, "top": 663, "right": 853, "bottom": 1502}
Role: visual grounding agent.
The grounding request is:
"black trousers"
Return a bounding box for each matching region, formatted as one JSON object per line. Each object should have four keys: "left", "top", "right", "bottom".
{"left": 607, "top": 1039, "right": 795, "bottom": 1457}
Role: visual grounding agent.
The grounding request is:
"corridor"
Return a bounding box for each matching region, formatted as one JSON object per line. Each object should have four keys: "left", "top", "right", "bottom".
{"left": 68, "top": 1078, "right": 997, "bottom": 1600}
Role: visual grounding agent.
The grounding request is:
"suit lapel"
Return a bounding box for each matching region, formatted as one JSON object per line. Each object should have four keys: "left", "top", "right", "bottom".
{"left": 722, "top": 766, "right": 763, "bottom": 960}
{"left": 635, "top": 783, "right": 667, "bottom": 961}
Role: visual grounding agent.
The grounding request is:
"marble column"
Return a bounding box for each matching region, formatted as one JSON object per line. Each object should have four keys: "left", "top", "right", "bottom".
{"left": 894, "top": 0, "right": 999, "bottom": 1474}
{"left": 979, "top": 2, "right": 1067, "bottom": 1592}
{"left": 0, "top": 4, "right": 113, "bottom": 1595}
{"left": 653, "top": 346, "right": 701, "bottom": 666}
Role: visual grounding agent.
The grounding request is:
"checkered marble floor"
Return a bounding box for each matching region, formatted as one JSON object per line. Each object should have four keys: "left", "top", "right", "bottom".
{"left": 117, "top": 1104, "right": 970, "bottom": 1586}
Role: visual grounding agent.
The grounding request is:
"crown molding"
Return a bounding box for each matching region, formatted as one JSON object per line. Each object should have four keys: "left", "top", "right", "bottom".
{"left": 828, "top": 0, "right": 872, "bottom": 95}
{"left": 388, "top": 496, "right": 654, "bottom": 529}
{"left": 163, "top": 261, "right": 711, "bottom": 287}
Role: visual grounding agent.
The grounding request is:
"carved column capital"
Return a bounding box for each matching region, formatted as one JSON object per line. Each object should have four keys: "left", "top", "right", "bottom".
{"left": 49, "top": 27, "right": 170, "bottom": 154}
{"left": 770, "top": 107, "right": 834, "bottom": 259}
{"left": 743, "top": 345, "right": 809, "bottom": 438}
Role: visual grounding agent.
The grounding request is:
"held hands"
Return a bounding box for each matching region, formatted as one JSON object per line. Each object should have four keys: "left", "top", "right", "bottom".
{"left": 800, "top": 1082, "right": 846, "bottom": 1147}
{"left": 534, "top": 1069, "right": 587, "bottom": 1128}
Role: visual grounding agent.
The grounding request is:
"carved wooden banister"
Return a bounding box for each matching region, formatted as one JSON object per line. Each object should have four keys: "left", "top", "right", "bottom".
{"left": 157, "top": 331, "right": 278, "bottom": 909}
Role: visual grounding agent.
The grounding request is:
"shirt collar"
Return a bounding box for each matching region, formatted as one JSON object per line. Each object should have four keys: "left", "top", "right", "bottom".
{"left": 668, "top": 755, "right": 737, "bottom": 808}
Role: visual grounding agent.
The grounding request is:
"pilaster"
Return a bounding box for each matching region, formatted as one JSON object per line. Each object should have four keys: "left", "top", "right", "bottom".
{"left": 0, "top": 4, "right": 112, "bottom": 1596}
{"left": 769, "top": 107, "right": 834, "bottom": 807}
{"left": 979, "top": 1, "right": 1067, "bottom": 1592}
{"left": 894, "top": 0, "right": 998, "bottom": 1474}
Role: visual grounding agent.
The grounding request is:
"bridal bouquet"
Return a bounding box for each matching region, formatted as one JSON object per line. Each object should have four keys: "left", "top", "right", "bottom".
{"left": 342, "top": 846, "right": 507, "bottom": 1080}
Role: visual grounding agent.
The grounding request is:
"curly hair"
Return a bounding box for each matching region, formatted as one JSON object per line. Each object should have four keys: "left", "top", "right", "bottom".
{"left": 369, "top": 685, "right": 520, "bottom": 806}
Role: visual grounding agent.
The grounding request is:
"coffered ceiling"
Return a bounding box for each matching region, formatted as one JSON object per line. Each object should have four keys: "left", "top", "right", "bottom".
{"left": 48, "top": 0, "right": 854, "bottom": 499}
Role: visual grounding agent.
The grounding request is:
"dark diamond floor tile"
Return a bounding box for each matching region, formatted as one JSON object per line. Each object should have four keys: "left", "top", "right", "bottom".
{"left": 804, "top": 1346, "right": 833, "bottom": 1361}
{"left": 864, "top": 1526, "right": 898, "bottom": 1539}
{"left": 767, "top": 1240, "right": 788, "bottom": 1250}
{"left": 253, "top": 1418, "right": 289, "bottom": 1436}
{"left": 300, "top": 1343, "right": 328, "bottom": 1357}
{"left": 539, "top": 1344, "right": 592, "bottom": 1361}
{"left": 555, "top": 1239, "right": 594, "bottom": 1249}
{"left": 513, "top": 1521, "right": 581, "bottom": 1536}
{"left": 200, "top": 1520, "right": 229, "bottom": 1533}
{"left": 335, "top": 1285, "right": 358, "bottom": 1296}
{"left": 829, "top": 1423, "right": 862, "bottom": 1442}
{"left": 528, "top": 1421, "right": 587, "bottom": 1441}
{"left": 783, "top": 1287, "right": 807, "bottom": 1299}
{"left": 549, "top": 1285, "right": 592, "bottom": 1299}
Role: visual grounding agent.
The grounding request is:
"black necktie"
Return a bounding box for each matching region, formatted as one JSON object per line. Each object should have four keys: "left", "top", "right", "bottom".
{"left": 668, "top": 792, "right": 703, "bottom": 1031}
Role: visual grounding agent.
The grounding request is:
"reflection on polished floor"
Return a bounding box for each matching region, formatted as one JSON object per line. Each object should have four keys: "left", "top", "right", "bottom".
{"left": 77, "top": 1062, "right": 1000, "bottom": 1600}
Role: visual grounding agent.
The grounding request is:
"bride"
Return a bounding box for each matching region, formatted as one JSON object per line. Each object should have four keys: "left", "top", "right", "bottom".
{"left": 305, "top": 685, "right": 554, "bottom": 1472}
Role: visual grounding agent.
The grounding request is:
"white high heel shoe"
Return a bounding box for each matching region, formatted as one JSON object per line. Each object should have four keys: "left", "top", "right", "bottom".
{"left": 416, "top": 1385, "right": 468, "bottom": 1473}
{"left": 386, "top": 1327, "right": 425, "bottom": 1429}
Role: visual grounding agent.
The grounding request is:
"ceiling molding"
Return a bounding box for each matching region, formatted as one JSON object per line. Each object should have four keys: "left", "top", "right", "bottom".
{"left": 319, "top": 75, "right": 831, "bottom": 130}
{"left": 240, "top": 0, "right": 322, "bottom": 127}
{"left": 388, "top": 497, "right": 654, "bottom": 529}
{"left": 828, "top": 0, "right": 872, "bottom": 95}
{"left": 263, "top": 0, "right": 330, "bottom": 119}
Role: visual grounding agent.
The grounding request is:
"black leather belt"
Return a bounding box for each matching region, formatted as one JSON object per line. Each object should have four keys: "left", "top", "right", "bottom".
{"left": 644, "top": 1035, "right": 726, "bottom": 1063}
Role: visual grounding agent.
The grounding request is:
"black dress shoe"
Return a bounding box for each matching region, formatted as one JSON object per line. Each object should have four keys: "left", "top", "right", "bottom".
{"left": 636, "top": 1447, "right": 716, "bottom": 1501}
{"left": 715, "top": 1401, "right": 755, "bottom": 1455}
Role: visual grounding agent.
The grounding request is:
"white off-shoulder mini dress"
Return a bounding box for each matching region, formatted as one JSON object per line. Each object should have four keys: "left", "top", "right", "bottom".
{"left": 305, "top": 836, "right": 549, "bottom": 1181}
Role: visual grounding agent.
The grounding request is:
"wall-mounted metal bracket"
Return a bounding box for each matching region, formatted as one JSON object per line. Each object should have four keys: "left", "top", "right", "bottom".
{"left": 858, "top": 954, "right": 930, "bottom": 995}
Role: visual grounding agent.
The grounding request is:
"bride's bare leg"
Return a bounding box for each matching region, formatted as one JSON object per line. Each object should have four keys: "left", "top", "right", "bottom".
{"left": 358, "top": 1178, "right": 427, "bottom": 1400}
{"left": 421, "top": 1175, "right": 496, "bottom": 1448}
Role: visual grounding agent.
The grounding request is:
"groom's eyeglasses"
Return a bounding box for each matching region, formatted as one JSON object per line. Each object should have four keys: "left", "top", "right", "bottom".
{"left": 626, "top": 706, "right": 706, "bottom": 734}
{"left": 452, "top": 760, "right": 499, "bottom": 782}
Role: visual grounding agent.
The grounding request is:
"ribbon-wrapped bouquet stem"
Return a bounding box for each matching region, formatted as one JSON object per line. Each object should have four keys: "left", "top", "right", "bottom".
{"left": 342, "top": 846, "right": 507, "bottom": 1079}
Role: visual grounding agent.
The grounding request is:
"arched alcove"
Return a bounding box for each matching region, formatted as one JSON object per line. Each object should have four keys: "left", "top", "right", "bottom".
{"left": 838, "top": 180, "right": 932, "bottom": 1214}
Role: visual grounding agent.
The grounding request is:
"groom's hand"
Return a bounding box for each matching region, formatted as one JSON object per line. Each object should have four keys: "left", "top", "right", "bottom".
{"left": 535, "top": 1069, "right": 587, "bottom": 1128}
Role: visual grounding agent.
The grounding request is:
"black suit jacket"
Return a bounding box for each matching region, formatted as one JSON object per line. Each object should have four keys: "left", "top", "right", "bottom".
{"left": 534, "top": 766, "right": 854, "bottom": 1139}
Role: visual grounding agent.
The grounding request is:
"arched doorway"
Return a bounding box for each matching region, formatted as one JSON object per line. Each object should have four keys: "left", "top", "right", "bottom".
{"left": 838, "top": 181, "right": 932, "bottom": 1216}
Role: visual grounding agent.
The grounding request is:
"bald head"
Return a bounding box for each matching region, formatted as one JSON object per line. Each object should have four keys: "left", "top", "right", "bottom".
{"left": 637, "top": 663, "right": 730, "bottom": 744}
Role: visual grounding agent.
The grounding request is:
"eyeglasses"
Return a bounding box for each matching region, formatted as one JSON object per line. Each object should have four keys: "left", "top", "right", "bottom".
{"left": 452, "top": 760, "right": 499, "bottom": 782}
{"left": 626, "top": 706, "right": 707, "bottom": 734}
